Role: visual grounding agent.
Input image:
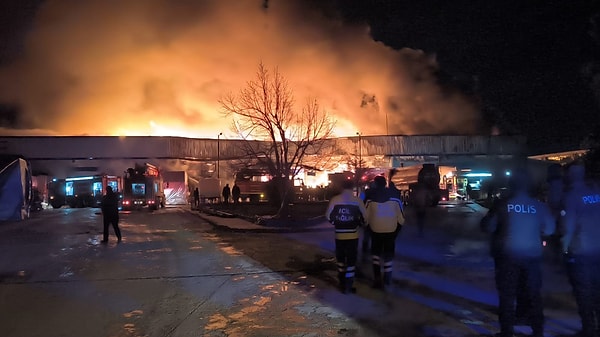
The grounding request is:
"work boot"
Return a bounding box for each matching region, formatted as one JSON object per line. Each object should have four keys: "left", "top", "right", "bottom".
{"left": 344, "top": 277, "right": 356, "bottom": 294}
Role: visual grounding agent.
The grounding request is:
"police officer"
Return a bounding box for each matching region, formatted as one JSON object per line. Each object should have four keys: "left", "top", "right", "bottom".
{"left": 325, "top": 179, "right": 367, "bottom": 294}
{"left": 480, "top": 168, "right": 555, "bottom": 337}
{"left": 545, "top": 163, "right": 565, "bottom": 264}
{"left": 560, "top": 163, "right": 600, "bottom": 337}
{"left": 366, "top": 176, "right": 405, "bottom": 289}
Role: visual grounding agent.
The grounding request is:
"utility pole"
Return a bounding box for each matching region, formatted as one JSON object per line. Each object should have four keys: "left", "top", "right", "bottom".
{"left": 217, "top": 132, "right": 223, "bottom": 179}
{"left": 356, "top": 132, "right": 362, "bottom": 169}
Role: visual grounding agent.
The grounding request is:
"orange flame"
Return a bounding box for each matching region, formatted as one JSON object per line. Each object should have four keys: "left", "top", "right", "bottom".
{"left": 0, "top": 0, "right": 480, "bottom": 138}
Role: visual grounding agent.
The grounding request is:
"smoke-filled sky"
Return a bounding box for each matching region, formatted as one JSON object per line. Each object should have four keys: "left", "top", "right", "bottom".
{"left": 0, "top": 0, "right": 598, "bottom": 153}
{"left": 0, "top": 0, "right": 482, "bottom": 138}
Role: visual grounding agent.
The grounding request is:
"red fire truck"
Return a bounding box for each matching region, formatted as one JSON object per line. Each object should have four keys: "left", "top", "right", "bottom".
{"left": 233, "top": 168, "right": 270, "bottom": 203}
{"left": 121, "top": 163, "right": 165, "bottom": 210}
{"left": 48, "top": 175, "right": 122, "bottom": 209}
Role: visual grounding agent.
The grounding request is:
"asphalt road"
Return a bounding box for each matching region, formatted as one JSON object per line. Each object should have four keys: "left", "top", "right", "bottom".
{"left": 0, "top": 204, "right": 582, "bottom": 337}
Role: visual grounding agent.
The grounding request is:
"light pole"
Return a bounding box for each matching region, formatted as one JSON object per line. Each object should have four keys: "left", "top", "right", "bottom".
{"left": 217, "top": 132, "right": 222, "bottom": 179}
{"left": 356, "top": 132, "right": 362, "bottom": 197}
{"left": 356, "top": 132, "right": 362, "bottom": 169}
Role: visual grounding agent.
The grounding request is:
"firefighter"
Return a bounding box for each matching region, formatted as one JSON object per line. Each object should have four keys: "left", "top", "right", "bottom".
{"left": 366, "top": 176, "right": 405, "bottom": 289}
{"left": 480, "top": 168, "right": 555, "bottom": 337}
{"left": 325, "top": 179, "right": 367, "bottom": 294}
{"left": 560, "top": 163, "right": 600, "bottom": 337}
{"left": 101, "top": 186, "right": 122, "bottom": 243}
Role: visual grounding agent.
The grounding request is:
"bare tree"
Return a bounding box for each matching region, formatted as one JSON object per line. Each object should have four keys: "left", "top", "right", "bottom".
{"left": 219, "top": 62, "right": 335, "bottom": 216}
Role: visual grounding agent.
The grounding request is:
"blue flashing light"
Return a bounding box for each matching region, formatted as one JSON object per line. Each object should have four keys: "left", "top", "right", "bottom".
{"left": 65, "top": 176, "right": 94, "bottom": 181}
{"left": 464, "top": 173, "right": 492, "bottom": 178}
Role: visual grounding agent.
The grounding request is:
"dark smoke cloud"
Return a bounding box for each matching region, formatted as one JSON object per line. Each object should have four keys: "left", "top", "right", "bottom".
{"left": 0, "top": 0, "right": 481, "bottom": 137}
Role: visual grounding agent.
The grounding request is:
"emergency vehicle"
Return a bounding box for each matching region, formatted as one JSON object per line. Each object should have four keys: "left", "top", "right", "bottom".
{"left": 121, "top": 163, "right": 165, "bottom": 210}
{"left": 48, "top": 175, "right": 122, "bottom": 209}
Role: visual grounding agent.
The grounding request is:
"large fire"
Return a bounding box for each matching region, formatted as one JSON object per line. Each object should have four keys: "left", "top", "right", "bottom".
{"left": 0, "top": 0, "right": 481, "bottom": 139}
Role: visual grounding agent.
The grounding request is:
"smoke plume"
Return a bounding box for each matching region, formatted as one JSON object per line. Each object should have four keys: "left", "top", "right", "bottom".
{"left": 0, "top": 0, "right": 481, "bottom": 137}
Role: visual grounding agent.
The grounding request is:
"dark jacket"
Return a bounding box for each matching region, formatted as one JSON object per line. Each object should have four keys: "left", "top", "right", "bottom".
{"left": 481, "top": 189, "right": 555, "bottom": 259}
{"left": 326, "top": 189, "right": 367, "bottom": 240}
{"left": 232, "top": 184, "right": 240, "bottom": 197}
{"left": 101, "top": 190, "right": 119, "bottom": 218}
{"left": 560, "top": 165, "right": 600, "bottom": 257}
{"left": 411, "top": 182, "right": 429, "bottom": 210}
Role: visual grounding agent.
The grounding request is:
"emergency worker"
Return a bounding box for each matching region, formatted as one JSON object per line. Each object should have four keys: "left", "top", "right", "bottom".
{"left": 480, "top": 168, "right": 555, "bottom": 337}
{"left": 325, "top": 179, "right": 367, "bottom": 294}
{"left": 101, "top": 186, "right": 122, "bottom": 243}
{"left": 360, "top": 180, "right": 377, "bottom": 255}
{"left": 560, "top": 163, "right": 600, "bottom": 337}
{"left": 544, "top": 163, "right": 565, "bottom": 264}
{"left": 366, "top": 176, "right": 405, "bottom": 289}
{"left": 388, "top": 180, "right": 405, "bottom": 215}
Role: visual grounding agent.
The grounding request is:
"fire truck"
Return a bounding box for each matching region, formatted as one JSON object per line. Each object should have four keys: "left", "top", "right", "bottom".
{"left": 121, "top": 163, "right": 165, "bottom": 210}
{"left": 48, "top": 175, "right": 122, "bottom": 209}
{"left": 389, "top": 164, "right": 449, "bottom": 206}
{"left": 233, "top": 168, "right": 270, "bottom": 203}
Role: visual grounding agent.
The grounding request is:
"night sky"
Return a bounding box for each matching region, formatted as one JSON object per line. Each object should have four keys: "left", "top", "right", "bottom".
{"left": 337, "top": 0, "right": 600, "bottom": 153}
{"left": 0, "top": 0, "right": 598, "bottom": 154}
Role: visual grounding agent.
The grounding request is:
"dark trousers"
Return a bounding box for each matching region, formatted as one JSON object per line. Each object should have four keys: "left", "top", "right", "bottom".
{"left": 335, "top": 239, "right": 358, "bottom": 291}
{"left": 566, "top": 255, "right": 600, "bottom": 337}
{"left": 362, "top": 226, "right": 371, "bottom": 253}
{"left": 494, "top": 256, "right": 544, "bottom": 337}
{"left": 103, "top": 215, "right": 122, "bottom": 242}
{"left": 371, "top": 232, "right": 397, "bottom": 284}
{"left": 415, "top": 208, "right": 426, "bottom": 237}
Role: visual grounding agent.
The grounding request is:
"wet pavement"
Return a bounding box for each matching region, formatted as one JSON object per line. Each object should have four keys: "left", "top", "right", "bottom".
{"left": 0, "top": 203, "right": 583, "bottom": 337}
{"left": 0, "top": 207, "right": 379, "bottom": 337}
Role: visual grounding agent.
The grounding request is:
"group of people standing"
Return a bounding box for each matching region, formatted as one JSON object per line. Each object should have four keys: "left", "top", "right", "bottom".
{"left": 326, "top": 161, "right": 600, "bottom": 337}
{"left": 325, "top": 176, "right": 405, "bottom": 294}
{"left": 191, "top": 183, "right": 242, "bottom": 208}
{"left": 220, "top": 183, "right": 241, "bottom": 204}
{"left": 481, "top": 162, "right": 600, "bottom": 337}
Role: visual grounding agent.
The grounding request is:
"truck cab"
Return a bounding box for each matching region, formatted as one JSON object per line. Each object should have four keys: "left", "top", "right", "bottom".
{"left": 121, "top": 163, "right": 165, "bottom": 210}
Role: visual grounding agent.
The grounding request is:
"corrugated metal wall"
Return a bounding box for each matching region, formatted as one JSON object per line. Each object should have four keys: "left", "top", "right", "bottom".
{"left": 0, "top": 135, "right": 525, "bottom": 161}
{"left": 329, "top": 135, "right": 525, "bottom": 157}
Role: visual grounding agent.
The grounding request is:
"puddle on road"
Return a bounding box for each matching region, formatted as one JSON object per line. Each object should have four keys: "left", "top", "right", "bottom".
{"left": 219, "top": 245, "right": 243, "bottom": 256}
